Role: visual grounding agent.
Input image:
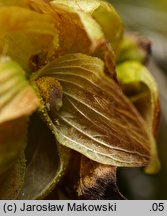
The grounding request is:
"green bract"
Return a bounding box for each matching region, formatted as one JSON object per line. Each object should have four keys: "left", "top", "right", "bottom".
{"left": 116, "top": 61, "right": 160, "bottom": 174}
{"left": 0, "top": 0, "right": 160, "bottom": 199}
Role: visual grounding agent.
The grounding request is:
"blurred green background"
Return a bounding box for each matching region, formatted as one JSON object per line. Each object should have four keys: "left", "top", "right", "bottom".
{"left": 109, "top": 0, "right": 167, "bottom": 199}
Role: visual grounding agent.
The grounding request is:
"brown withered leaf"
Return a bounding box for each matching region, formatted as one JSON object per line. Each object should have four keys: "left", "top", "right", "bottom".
{"left": 33, "top": 53, "right": 151, "bottom": 168}
{"left": 78, "top": 156, "right": 125, "bottom": 200}
{"left": 18, "top": 114, "right": 71, "bottom": 200}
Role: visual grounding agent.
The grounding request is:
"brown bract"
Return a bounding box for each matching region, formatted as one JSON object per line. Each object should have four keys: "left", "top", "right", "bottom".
{"left": 34, "top": 53, "right": 151, "bottom": 168}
